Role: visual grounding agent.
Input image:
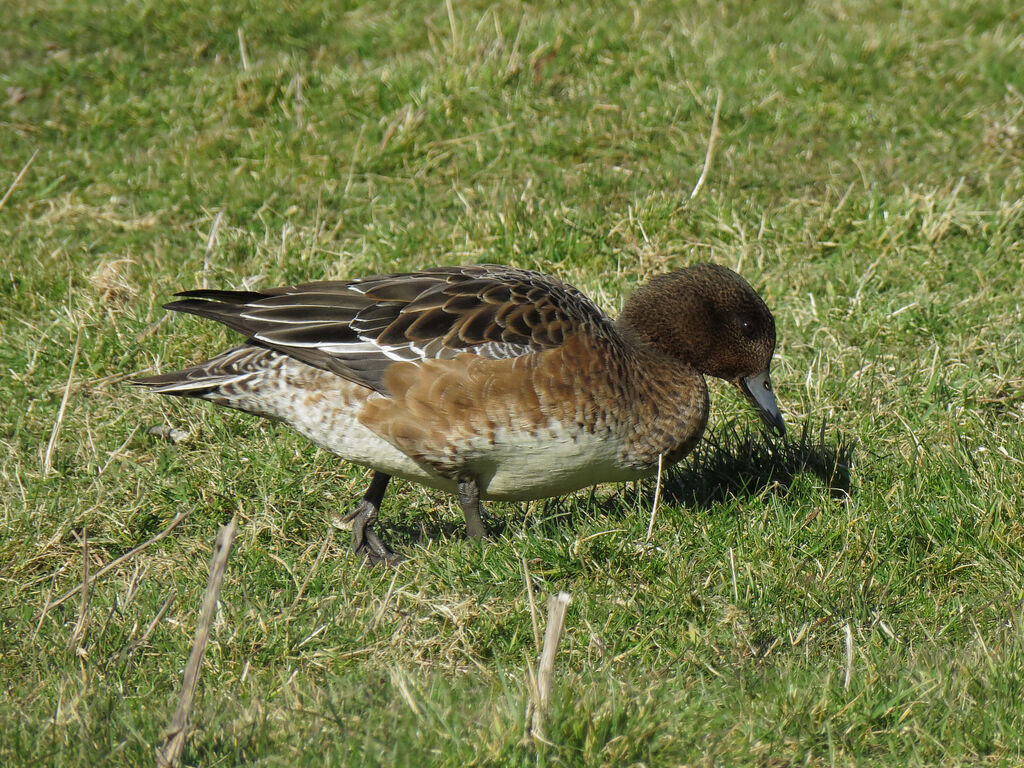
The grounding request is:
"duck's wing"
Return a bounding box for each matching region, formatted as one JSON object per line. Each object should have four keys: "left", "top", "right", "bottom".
{"left": 161, "top": 265, "right": 615, "bottom": 393}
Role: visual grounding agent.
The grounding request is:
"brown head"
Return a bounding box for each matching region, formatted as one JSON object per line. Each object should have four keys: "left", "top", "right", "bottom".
{"left": 618, "top": 263, "right": 785, "bottom": 435}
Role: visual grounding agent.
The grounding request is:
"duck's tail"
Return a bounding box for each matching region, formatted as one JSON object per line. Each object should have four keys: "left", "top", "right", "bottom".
{"left": 132, "top": 344, "right": 281, "bottom": 410}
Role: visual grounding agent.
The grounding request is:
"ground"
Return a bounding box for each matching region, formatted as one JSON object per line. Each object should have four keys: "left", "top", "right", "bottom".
{"left": 2, "top": 0, "right": 1023, "bottom": 765}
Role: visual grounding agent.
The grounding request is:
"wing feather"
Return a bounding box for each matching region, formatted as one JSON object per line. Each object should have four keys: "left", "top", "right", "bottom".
{"left": 161, "top": 264, "right": 615, "bottom": 394}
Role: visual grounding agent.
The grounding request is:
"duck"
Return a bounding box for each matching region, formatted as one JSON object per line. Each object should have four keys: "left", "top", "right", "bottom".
{"left": 134, "top": 262, "right": 784, "bottom": 564}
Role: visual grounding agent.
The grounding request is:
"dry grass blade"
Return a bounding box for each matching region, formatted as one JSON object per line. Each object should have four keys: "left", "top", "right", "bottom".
{"left": 0, "top": 147, "right": 38, "bottom": 212}
{"left": 200, "top": 211, "right": 224, "bottom": 289}
{"left": 283, "top": 529, "right": 334, "bottom": 619}
{"left": 236, "top": 29, "right": 249, "bottom": 72}
{"left": 844, "top": 622, "right": 854, "bottom": 691}
{"left": 116, "top": 591, "right": 177, "bottom": 666}
{"left": 67, "top": 529, "right": 91, "bottom": 655}
{"left": 522, "top": 557, "right": 541, "bottom": 653}
{"left": 157, "top": 517, "right": 237, "bottom": 768}
{"left": 729, "top": 547, "right": 739, "bottom": 602}
{"left": 525, "top": 591, "right": 572, "bottom": 743}
{"left": 644, "top": 453, "right": 664, "bottom": 543}
{"left": 41, "top": 510, "right": 192, "bottom": 616}
{"left": 31, "top": 577, "right": 58, "bottom": 643}
{"left": 689, "top": 87, "right": 723, "bottom": 201}
{"left": 43, "top": 327, "right": 81, "bottom": 476}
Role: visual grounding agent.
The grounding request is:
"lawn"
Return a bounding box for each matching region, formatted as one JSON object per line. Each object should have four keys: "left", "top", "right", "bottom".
{"left": 2, "top": 0, "right": 1023, "bottom": 765}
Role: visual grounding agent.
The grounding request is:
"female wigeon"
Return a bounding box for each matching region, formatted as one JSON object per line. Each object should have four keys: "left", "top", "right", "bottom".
{"left": 135, "top": 263, "right": 784, "bottom": 564}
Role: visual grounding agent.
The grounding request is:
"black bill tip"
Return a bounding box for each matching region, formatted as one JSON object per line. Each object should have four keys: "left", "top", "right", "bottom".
{"left": 739, "top": 370, "right": 786, "bottom": 437}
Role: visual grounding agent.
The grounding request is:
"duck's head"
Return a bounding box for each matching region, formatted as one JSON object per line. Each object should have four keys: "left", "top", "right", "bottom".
{"left": 619, "top": 263, "right": 786, "bottom": 436}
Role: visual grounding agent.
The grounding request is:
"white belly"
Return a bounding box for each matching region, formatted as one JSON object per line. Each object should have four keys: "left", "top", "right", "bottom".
{"left": 457, "top": 423, "right": 647, "bottom": 500}
{"left": 296, "top": 408, "right": 646, "bottom": 500}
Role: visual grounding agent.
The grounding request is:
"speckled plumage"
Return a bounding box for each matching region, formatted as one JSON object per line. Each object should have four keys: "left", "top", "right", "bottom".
{"left": 135, "top": 263, "right": 784, "bottom": 563}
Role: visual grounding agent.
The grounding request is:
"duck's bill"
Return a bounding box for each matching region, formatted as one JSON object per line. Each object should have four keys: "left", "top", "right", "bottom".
{"left": 738, "top": 370, "right": 786, "bottom": 437}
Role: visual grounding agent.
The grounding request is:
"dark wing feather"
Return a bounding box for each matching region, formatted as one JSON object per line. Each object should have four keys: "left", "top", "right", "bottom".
{"left": 161, "top": 265, "right": 615, "bottom": 393}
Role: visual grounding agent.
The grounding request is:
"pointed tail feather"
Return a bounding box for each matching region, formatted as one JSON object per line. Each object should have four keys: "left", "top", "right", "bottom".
{"left": 132, "top": 345, "right": 280, "bottom": 403}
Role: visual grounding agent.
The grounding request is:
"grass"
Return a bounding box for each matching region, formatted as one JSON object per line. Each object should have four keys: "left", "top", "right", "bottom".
{"left": 2, "top": 0, "right": 1023, "bottom": 764}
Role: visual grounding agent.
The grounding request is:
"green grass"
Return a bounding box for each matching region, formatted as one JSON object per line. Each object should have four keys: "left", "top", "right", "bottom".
{"left": 2, "top": 0, "right": 1023, "bottom": 764}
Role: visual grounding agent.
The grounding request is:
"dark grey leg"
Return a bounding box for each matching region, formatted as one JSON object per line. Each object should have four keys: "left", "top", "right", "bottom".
{"left": 340, "top": 472, "right": 400, "bottom": 566}
{"left": 457, "top": 475, "right": 488, "bottom": 539}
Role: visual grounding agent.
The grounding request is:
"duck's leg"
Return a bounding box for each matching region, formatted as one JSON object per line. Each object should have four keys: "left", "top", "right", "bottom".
{"left": 457, "top": 475, "right": 488, "bottom": 539}
{"left": 341, "top": 472, "right": 401, "bottom": 566}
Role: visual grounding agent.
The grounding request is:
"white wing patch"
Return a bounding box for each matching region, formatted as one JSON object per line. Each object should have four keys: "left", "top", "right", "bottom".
{"left": 253, "top": 327, "right": 533, "bottom": 363}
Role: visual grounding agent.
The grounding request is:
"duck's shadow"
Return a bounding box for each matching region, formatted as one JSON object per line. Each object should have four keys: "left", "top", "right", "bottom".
{"left": 661, "top": 418, "right": 854, "bottom": 511}
{"left": 381, "top": 419, "right": 854, "bottom": 545}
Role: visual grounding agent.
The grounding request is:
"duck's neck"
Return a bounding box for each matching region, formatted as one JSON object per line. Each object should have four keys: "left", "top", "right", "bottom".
{"left": 611, "top": 319, "right": 710, "bottom": 470}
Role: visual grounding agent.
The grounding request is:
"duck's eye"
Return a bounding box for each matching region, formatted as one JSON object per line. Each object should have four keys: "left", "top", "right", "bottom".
{"left": 740, "top": 319, "right": 755, "bottom": 337}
